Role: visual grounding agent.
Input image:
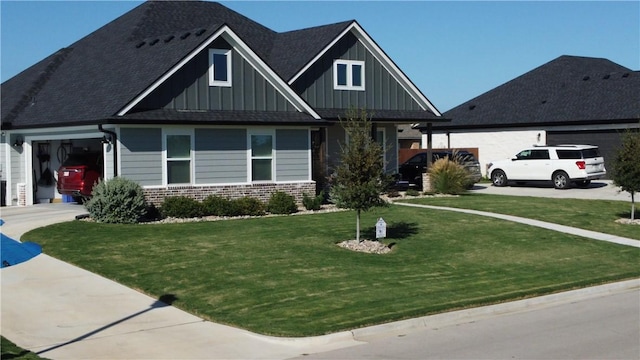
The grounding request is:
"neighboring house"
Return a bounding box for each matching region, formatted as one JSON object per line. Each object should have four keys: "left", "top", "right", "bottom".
{"left": 415, "top": 55, "right": 640, "bottom": 177}
{"left": 1, "top": 1, "right": 443, "bottom": 206}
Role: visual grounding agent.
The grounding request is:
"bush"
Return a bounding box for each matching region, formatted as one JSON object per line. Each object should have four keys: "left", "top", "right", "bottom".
{"left": 405, "top": 189, "right": 420, "bottom": 197}
{"left": 160, "top": 196, "right": 204, "bottom": 218}
{"left": 428, "top": 158, "right": 471, "bottom": 195}
{"left": 267, "top": 191, "right": 298, "bottom": 215}
{"left": 234, "top": 197, "right": 266, "bottom": 216}
{"left": 302, "top": 191, "right": 324, "bottom": 211}
{"left": 202, "top": 195, "right": 234, "bottom": 216}
{"left": 85, "top": 177, "right": 147, "bottom": 223}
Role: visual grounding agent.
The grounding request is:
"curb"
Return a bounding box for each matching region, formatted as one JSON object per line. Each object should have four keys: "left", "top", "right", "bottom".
{"left": 350, "top": 278, "right": 640, "bottom": 340}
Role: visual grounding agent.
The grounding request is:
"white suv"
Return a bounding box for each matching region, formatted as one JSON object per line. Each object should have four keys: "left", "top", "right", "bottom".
{"left": 487, "top": 145, "right": 606, "bottom": 189}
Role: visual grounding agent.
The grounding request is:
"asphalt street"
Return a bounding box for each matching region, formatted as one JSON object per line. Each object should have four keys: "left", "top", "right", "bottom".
{"left": 293, "top": 288, "right": 640, "bottom": 360}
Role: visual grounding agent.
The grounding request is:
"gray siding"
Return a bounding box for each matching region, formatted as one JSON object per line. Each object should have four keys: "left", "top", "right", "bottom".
{"left": 276, "top": 129, "right": 309, "bottom": 181}
{"left": 120, "top": 128, "right": 163, "bottom": 186}
{"left": 10, "top": 141, "right": 25, "bottom": 185}
{"left": 195, "top": 128, "right": 247, "bottom": 184}
{"left": 135, "top": 39, "right": 296, "bottom": 112}
{"left": 292, "top": 32, "right": 423, "bottom": 111}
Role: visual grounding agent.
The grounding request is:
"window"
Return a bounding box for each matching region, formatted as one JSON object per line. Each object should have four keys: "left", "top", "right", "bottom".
{"left": 165, "top": 131, "right": 192, "bottom": 184}
{"left": 249, "top": 132, "right": 274, "bottom": 182}
{"left": 209, "top": 49, "right": 232, "bottom": 87}
{"left": 333, "top": 59, "right": 365, "bottom": 90}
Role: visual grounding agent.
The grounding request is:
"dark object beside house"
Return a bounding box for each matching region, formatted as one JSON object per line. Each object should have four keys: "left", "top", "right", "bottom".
{"left": 397, "top": 151, "right": 482, "bottom": 189}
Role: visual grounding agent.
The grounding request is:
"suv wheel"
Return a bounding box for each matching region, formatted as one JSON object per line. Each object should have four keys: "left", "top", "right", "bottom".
{"left": 491, "top": 170, "right": 507, "bottom": 187}
{"left": 553, "top": 171, "right": 570, "bottom": 189}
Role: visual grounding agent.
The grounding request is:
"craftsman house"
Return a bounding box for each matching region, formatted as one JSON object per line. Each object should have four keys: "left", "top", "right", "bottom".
{"left": 415, "top": 55, "right": 640, "bottom": 176}
{"left": 1, "top": 1, "right": 442, "bottom": 206}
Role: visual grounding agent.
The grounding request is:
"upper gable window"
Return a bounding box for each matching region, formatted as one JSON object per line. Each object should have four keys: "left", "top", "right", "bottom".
{"left": 209, "top": 49, "right": 232, "bottom": 87}
{"left": 333, "top": 59, "right": 365, "bottom": 91}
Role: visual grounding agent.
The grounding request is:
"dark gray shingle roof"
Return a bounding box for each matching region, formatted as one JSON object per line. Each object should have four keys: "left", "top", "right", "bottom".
{"left": 438, "top": 55, "right": 640, "bottom": 130}
{"left": 1, "top": 1, "right": 349, "bottom": 129}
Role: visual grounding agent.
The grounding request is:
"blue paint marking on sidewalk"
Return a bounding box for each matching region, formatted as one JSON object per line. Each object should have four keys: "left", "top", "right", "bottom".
{"left": 1, "top": 218, "right": 42, "bottom": 268}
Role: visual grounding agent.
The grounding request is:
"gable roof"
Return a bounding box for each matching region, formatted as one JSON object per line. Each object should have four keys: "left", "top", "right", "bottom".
{"left": 2, "top": 0, "right": 439, "bottom": 130}
{"left": 431, "top": 55, "right": 640, "bottom": 131}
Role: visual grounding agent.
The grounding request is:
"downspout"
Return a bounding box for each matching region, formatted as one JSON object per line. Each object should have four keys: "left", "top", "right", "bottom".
{"left": 98, "top": 125, "right": 118, "bottom": 176}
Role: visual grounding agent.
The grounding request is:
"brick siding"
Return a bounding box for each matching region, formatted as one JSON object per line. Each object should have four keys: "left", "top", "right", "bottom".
{"left": 143, "top": 182, "right": 316, "bottom": 206}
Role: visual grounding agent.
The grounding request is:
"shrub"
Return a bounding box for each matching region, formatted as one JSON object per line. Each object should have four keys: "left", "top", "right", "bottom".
{"left": 234, "top": 197, "right": 266, "bottom": 216}
{"left": 202, "top": 195, "right": 234, "bottom": 216}
{"left": 405, "top": 189, "right": 420, "bottom": 197}
{"left": 85, "top": 177, "right": 147, "bottom": 223}
{"left": 267, "top": 191, "right": 298, "bottom": 215}
{"left": 160, "top": 196, "right": 204, "bottom": 218}
{"left": 302, "top": 191, "right": 324, "bottom": 211}
{"left": 385, "top": 188, "right": 400, "bottom": 198}
{"left": 428, "top": 158, "right": 471, "bottom": 195}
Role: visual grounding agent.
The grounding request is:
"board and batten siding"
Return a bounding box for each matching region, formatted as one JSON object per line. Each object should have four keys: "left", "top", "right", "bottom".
{"left": 134, "top": 39, "right": 296, "bottom": 113}
{"left": 292, "top": 32, "right": 423, "bottom": 112}
{"left": 120, "top": 128, "right": 163, "bottom": 186}
{"left": 275, "top": 129, "right": 310, "bottom": 181}
{"left": 195, "top": 128, "right": 247, "bottom": 184}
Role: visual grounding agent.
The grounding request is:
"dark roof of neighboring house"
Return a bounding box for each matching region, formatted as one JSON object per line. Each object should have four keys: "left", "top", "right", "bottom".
{"left": 425, "top": 55, "right": 640, "bottom": 131}
{"left": 0, "top": 1, "right": 357, "bottom": 129}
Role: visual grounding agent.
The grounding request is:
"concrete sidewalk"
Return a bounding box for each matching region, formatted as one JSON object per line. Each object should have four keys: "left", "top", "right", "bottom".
{"left": 1, "top": 199, "right": 638, "bottom": 359}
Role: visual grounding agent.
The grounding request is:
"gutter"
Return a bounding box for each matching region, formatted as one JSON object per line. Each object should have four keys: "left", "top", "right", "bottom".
{"left": 98, "top": 125, "right": 118, "bottom": 176}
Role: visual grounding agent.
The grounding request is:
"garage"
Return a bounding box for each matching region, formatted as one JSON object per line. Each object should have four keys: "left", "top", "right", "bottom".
{"left": 3, "top": 129, "right": 110, "bottom": 207}
{"left": 31, "top": 138, "right": 104, "bottom": 204}
{"left": 547, "top": 130, "right": 630, "bottom": 179}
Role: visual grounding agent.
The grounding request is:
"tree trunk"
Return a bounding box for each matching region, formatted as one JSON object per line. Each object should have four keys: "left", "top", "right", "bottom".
{"left": 632, "top": 192, "right": 636, "bottom": 221}
{"left": 356, "top": 209, "right": 361, "bottom": 242}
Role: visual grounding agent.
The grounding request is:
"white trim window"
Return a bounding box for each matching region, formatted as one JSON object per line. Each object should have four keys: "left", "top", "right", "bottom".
{"left": 248, "top": 130, "right": 275, "bottom": 182}
{"left": 209, "top": 48, "right": 232, "bottom": 87}
{"left": 333, "top": 59, "right": 365, "bottom": 90}
{"left": 164, "top": 129, "right": 193, "bottom": 185}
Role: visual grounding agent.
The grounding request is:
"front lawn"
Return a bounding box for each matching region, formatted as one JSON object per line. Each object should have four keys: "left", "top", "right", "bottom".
{"left": 24, "top": 204, "right": 640, "bottom": 336}
{"left": 401, "top": 194, "right": 640, "bottom": 240}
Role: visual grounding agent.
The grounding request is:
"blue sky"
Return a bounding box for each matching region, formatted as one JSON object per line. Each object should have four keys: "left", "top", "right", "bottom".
{"left": 1, "top": 1, "right": 638, "bottom": 112}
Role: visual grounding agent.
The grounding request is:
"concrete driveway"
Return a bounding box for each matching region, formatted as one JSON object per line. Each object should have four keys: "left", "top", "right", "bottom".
{"left": 468, "top": 179, "right": 633, "bottom": 202}
{"left": 0, "top": 202, "right": 89, "bottom": 240}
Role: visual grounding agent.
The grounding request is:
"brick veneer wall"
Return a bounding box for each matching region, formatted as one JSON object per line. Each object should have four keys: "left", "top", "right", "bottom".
{"left": 143, "top": 182, "right": 316, "bottom": 206}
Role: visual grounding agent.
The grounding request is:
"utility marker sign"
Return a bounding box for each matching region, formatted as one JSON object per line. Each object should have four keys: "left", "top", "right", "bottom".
{"left": 376, "top": 218, "right": 387, "bottom": 239}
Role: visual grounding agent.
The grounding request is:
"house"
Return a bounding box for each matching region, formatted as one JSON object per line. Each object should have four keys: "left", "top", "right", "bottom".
{"left": 1, "top": 1, "right": 444, "bottom": 206}
{"left": 415, "top": 55, "right": 640, "bottom": 177}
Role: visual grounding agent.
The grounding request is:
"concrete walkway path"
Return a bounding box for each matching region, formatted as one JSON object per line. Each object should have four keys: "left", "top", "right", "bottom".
{"left": 1, "top": 198, "right": 638, "bottom": 359}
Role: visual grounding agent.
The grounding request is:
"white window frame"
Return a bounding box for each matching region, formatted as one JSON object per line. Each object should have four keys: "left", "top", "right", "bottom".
{"left": 209, "top": 48, "right": 232, "bottom": 87}
{"left": 163, "top": 128, "right": 194, "bottom": 185}
{"left": 247, "top": 129, "right": 276, "bottom": 183}
{"left": 333, "top": 59, "right": 365, "bottom": 91}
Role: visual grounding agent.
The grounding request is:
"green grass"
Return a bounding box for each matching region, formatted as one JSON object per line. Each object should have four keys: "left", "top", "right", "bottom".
{"left": 24, "top": 204, "right": 639, "bottom": 337}
{"left": 1, "top": 336, "right": 50, "bottom": 360}
{"left": 400, "top": 194, "right": 640, "bottom": 240}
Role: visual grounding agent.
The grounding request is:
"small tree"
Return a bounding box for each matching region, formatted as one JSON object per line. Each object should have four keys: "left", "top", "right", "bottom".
{"left": 330, "top": 109, "right": 388, "bottom": 242}
{"left": 612, "top": 128, "right": 640, "bottom": 220}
